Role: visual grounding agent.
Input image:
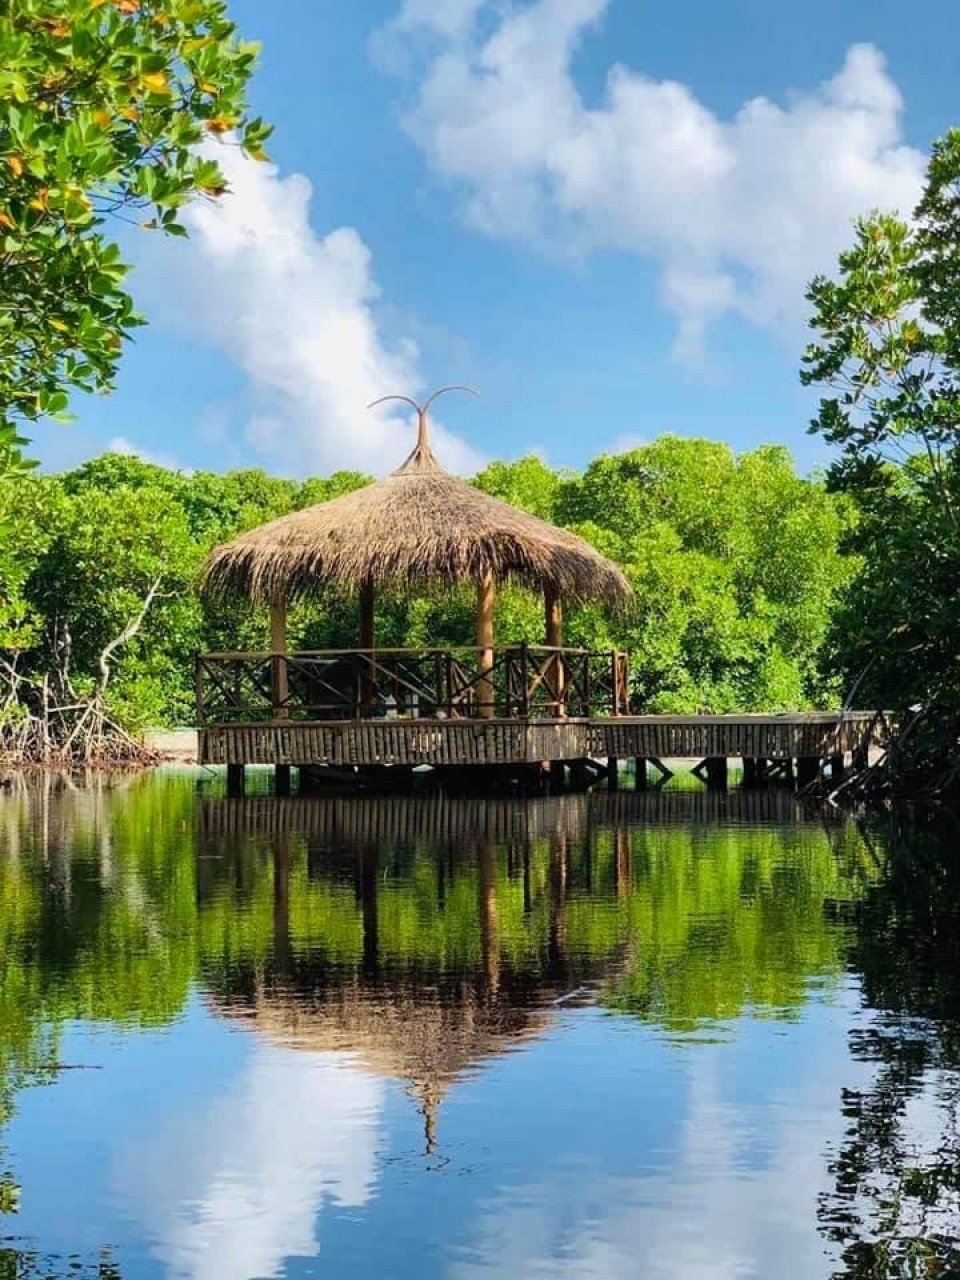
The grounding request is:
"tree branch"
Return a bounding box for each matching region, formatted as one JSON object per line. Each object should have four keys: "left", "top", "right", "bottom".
{"left": 96, "top": 576, "right": 163, "bottom": 696}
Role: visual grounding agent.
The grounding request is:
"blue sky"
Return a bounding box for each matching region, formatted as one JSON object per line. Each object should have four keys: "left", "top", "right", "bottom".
{"left": 38, "top": 0, "right": 959, "bottom": 478}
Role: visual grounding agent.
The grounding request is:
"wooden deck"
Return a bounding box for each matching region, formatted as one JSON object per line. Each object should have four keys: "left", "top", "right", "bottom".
{"left": 198, "top": 711, "right": 882, "bottom": 769}
{"left": 195, "top": 646, "right": 885, "bottom": 787}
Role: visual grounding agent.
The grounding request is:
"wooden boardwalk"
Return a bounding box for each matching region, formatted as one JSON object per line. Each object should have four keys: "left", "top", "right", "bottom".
{"left": 195, "top": 647, "right": 885, "bottom": 791}
{"left": 199, "top": 711, "right": 881, "bottom": 770}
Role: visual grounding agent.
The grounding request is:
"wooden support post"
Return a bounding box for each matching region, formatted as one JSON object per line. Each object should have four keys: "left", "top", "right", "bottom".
{"left": 830, "top": 753, "right": 845, "bottom": 783}
{"left": 479, "top": 839, "right": 500, "bottom": 998}
{"left": 606, "top": 756, "right": 619, "bottom": 791}
{"left": 796, "top": 756, "right": 819, "bottom": 788}
{"left": 705, "top": 756, "right": 728, "bottom": 791}
{"left": 614, "top": 829, "right": 631, "bottom": 898}
{"left": 549, "top": 759, "right": 566, "bottom": 790}
{"left": 270, "top": 601, "right": 289, "bottom": 721}
{"left": 635, "top": 757, "right": 647, "bottom": 790}
{"left": 226, "top": 763, "right": 245, "bottom": 798}
{"left": 544, "top": 585, "right": 565, "bottom": 716}
{"left": 361, "top": 846, "right": 379, "bottom": 979}
{"left": 275, "top": 763, "right": 291, "bottom": 796}
{"left": 476, "top": 570, "right": 495, "bottom": 719}
{"left": 359, "top": 579, "right": 375, "bottom": 717}
{"left": 648, "top": 757, "right": 673, "bottom": 786}
{"left": 742, "top": 756, "right": 757, "bottom": 787}
{"left": 273, "top": 837, "right": 292, "bottom": 971}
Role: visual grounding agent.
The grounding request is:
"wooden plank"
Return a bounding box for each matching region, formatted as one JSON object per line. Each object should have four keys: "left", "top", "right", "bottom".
{"left": 198, "top": 712, "right": 881, "bottom": 769}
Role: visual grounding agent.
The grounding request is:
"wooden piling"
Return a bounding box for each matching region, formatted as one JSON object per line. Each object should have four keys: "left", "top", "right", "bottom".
{"left": 705, "top": 757, "right": 728, "bottom": 791}
{"left": 796, "top": 756, "right": 820, "bottom": 788}
{"left": 275, "top": 763, "right": 292, "bottom": 796}
{"left": 634, "top": 757, "right": 647, "bottom": 790}
{"left": 226, "top": 763, "right": 245, "bottom": 798}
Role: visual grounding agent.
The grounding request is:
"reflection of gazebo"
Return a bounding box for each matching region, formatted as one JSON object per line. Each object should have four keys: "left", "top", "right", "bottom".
{"left": 204, "top": 816, "right": 627, "bottom": 1153}
{"left": 195, "top": 394, "right": 630, "bottom": 785}
{"left": 216, "top": 983, "right": 554, "bottom": 1156}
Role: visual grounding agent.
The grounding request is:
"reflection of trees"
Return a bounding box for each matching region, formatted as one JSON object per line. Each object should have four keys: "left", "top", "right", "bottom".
{"left": 0, "top": 1248, "right": 121, "bottom": 1278}
{"left": 0, "top": 781, "right": 878, "bottom": 1194}
{"left": 0, "top": 774, "right": 199, "bottom": 1223}
{"left": 196, "top": 797, "right": 874, "bottom": 1149}
{"left": 820, "top": 818, "right": 960, "bottom": 1276}
{"left": 601, "top": 821, "right": 875, "bottom": 1030}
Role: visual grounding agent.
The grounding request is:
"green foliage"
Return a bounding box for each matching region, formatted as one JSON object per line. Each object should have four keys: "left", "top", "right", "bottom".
{"left": 0, "top": 436, "right": 853, "bottom": 730}
{"left": 802, "top": 130, "right": 960, "bottom": 719}
{"left": 474, "top": 455, "right": 562, "bottom": 519}
{"left": 0, "top": 0, "right": 268, "bottom": 449}
{"left": 552, "top": 438, "right": 852, "bottom": 711}
{"left": 0, "top": 472, "right": 60, "bottom": 649}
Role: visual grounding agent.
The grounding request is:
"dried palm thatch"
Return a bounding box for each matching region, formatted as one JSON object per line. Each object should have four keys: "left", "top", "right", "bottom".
{"left": 217, "top": 985, "right": 551, "bottom": 1092}
{"left": 201, "top": 430, "right": 631, "bottom": 608}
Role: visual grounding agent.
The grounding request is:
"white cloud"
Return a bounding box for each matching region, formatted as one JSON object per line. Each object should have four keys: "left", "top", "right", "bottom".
{"left": 383, "top": 1, "right": 926, "bottom": 355}
{"left": 606, "top": 433, "right": 648, "bottom": 455}
{"left": 451, "top": 996, "right": 870, "bottom": 1280}
{"left": 108, "top": 434, "right": 188, "bottom": 472}
{"left": 160, "top": 143, "right": 483, "bottom": 476}
{"left": 119, "top": 1045, "right": 385, "bottom": 1280}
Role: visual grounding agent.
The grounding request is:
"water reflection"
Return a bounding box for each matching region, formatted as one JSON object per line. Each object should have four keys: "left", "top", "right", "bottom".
{"left": 0, "top": 776, "right": 956, "bottom": 1278}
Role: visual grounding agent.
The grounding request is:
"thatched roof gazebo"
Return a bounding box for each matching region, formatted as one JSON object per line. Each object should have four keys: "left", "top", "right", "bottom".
{"left": 200, "top": 390, "right": 630, "bottom": 723}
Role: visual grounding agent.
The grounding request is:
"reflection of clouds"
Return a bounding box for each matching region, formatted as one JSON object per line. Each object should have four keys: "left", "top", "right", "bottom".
{"left": 452, "top": 1005, "right": 866, "bottom": 1280}
{"left": 120, "top": 1045, "right": 384, "bottom": 1280}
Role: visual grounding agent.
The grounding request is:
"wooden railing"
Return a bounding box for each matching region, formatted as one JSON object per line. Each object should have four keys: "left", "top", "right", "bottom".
{"left": 195, "top": 646, "right": 629, "bottom": 725}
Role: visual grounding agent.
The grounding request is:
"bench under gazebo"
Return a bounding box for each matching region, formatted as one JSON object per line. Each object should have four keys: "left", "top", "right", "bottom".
{"left": 195, "top": 391, "right": 632, "bottom": 791}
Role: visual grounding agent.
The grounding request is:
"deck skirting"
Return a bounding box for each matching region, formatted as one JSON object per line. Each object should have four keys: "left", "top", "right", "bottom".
{"left": 199, "top": 712, "right": 882, "bottom": 769}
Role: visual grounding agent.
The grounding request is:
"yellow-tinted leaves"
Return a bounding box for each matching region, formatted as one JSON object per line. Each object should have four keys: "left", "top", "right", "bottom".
{"left": 205, "top": 115, "right": 232, "bottom": 134}
{"left": 28, "top": 189, "right": 50, "bottom": 213}
{"left": 141, "top": 71, "right": 171, "bottom": 96}
{"left": 6, "top": 156, "right": 23, "bottom": 179}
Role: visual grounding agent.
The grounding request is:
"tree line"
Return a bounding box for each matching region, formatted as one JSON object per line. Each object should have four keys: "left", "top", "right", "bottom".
{"left": 1, "top": 0, "right": 958, "bottom": 786}
{"left": 0, "top": 437, "right": 854, "bottom": 740}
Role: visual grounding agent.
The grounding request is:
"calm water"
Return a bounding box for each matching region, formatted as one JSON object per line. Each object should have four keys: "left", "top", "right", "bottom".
{"left": 1, "top": 774, "right": 958, "bottom": 1280}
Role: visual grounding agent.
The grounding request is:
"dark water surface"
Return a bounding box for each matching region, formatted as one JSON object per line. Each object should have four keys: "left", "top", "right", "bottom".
{"left": 1, "top": 773, "right": 958, "bottom": 1279}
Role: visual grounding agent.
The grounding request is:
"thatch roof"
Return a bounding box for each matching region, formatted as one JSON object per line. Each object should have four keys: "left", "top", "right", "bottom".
{"left": 214, "top": 985, "right": 555, "bottom": 1154}
{"left": 218, "top": 985, "right": 550, "bottom": 1091}
{"left": 201, "top": 432, "right": 631, "bottom": 607}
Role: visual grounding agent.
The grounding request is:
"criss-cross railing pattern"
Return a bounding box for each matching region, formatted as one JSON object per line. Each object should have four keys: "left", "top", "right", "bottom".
{"left": 195, "top": 646, "right": 629, "bottom": 725}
